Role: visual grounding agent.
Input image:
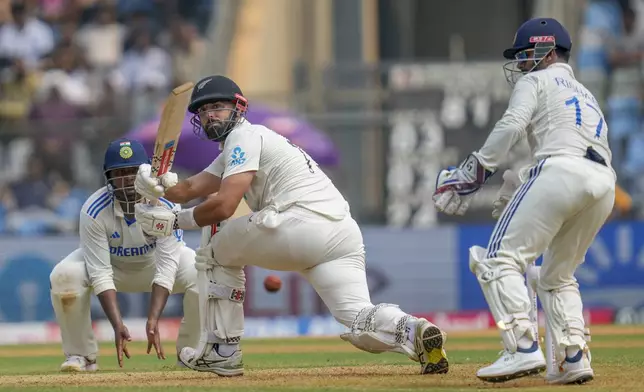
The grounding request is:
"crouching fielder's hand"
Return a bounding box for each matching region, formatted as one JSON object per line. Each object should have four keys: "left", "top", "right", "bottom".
{"left": 491, "top": 169, "right": 521, "bottom": 220}
{"left": 135, "top": 204, "right": 177, "bottom": 237}
{"left": 134, "top": 163, "right": 179, "bottom": 201}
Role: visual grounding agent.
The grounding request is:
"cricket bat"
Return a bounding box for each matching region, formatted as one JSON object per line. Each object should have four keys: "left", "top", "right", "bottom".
{"left": 150, "top": 82, "right": 195, "bottom": 179}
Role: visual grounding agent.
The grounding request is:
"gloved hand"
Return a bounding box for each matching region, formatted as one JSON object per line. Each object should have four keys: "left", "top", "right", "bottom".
{"left": 433, "top": 154, "right": 495, "bottom": 215}
{"left": 134, "top": 164, "right": 179, "bottom": 201}
{"left": 491, "top": 169, "right": 521, "bottom": 220}
{"left": 134, "top": 203, "right": 176, "bottom": 237}
{"left": 432, "top": 170, "right": 474, "bottom": 215}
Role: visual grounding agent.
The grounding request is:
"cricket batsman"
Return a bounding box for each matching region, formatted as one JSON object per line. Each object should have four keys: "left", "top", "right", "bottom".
{"left": 132, "top": 75, "right": 449, "bottom": 377}
{"left": 49, "top": 138, "right": 199, "bottom": 372}
{"left": 432, "top": 18, "right": 615, "bottom": 385}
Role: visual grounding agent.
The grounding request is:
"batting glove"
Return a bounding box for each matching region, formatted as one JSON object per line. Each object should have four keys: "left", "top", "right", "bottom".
{"left": 491, "top": 169, "right": 521, "bottom": 220}
{"left": 135, "top": 203, "right": 176, "bottom": 237}
{"left": 135, "top": 164, "right": 165, "bottom": 200}
{"left": 160, "top": 171, "right": 178, "bottom": 189}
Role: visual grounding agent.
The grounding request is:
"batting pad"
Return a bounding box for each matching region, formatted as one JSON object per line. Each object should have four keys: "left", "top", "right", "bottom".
{"left": 469, "top": 245, "right": 535, "bottom": 352}
{"left": 193, "top": 264, "right": 245, "bottom": 360}
{"left": 537, "top": 283, "right": 588, "bottom": 363}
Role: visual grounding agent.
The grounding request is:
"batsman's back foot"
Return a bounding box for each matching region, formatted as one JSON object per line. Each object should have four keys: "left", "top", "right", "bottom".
{"left": 60, "top": 355, "right": 98, "bottom": 372}
{"left": 179, "top": 346, "right": 244, "bottom": 377}
{"left": 415, "top": 318, "right": 449, "bottom": 375}
{"left": 546, "top": 348, "right": 594, "bottom": 385}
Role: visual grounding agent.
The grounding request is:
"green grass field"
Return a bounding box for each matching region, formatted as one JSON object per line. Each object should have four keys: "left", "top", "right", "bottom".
{"left": 0, "top": 325, "right": 643, "bottom": 391}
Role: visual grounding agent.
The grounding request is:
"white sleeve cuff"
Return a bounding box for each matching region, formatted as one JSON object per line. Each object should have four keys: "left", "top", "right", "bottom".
{"left": 93, "top": 280, "right": 116, "bottom": 296}
{"left": 152, "top": 276, "right": 175, "bottom": 292}
{"left": 177, "top": 207, "right": 199, "bottom": 230}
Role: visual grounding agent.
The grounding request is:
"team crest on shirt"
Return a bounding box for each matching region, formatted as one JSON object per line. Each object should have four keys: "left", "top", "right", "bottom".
{"left": 229, "top": 146, "right": 247, "bottom": 167}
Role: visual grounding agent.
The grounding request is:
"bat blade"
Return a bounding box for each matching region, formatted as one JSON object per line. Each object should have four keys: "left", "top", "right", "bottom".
{"left": 151, "top": 82, "right": 195, "bottom": 178}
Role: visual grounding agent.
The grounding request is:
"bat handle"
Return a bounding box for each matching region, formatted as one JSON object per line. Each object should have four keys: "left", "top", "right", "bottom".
{"left": 200, "top": 224, "right": 217, "bottom": 247}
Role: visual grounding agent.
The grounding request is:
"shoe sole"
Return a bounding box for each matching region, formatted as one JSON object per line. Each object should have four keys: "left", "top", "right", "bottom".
{"left": 478, "top": 364, "right": 546, "bottom": 383}
{"left": 418, "top": 324, "right": 449, "bottom": 375}
{"left": 547, "top": 370, "right": 594, "bottom": 385}
{"left": 178, "top": 356, "right": 244, "bottom": 377}
{"left": 60, "top": 364, "right": 98, "bottom": 373}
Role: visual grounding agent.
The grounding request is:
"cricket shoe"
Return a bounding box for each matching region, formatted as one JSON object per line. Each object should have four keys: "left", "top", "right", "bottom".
{"left": 179, "top": 345, "right": 244, "bottom": 377}
{"left": 414, "top": 318, "right": 449, "bottom": 375}
{"left": 60, "top": 355, "right": 98, "bottom": 372}
{"left": 477, "top": 342, "right": 546, "bottom": 382}
{"left": 546, "top": 346, "right": 594, "bottom": 385}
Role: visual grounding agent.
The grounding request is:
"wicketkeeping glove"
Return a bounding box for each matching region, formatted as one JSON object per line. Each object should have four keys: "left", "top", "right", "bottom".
{"left": 433, "top": 154, "right": 495, "bottom": 216}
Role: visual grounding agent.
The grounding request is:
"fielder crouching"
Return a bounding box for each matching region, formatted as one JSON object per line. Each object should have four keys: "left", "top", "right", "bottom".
{"left": 49, "top": 138, "right": 199, "bottom": 372}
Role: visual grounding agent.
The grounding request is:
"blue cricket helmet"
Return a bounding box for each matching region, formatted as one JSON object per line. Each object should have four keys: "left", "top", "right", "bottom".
{"left": 503, "top": 17, "right": 572, "bottom": 60}
{"left": 103, "top": 138, "right": 150, "bottom": 173}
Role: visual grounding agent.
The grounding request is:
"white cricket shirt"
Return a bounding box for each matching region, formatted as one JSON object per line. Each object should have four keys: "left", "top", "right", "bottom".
{"left": 79, "top": 187, "right": 186, "bottom": 295}
{"left": 204, "top": 119, "right": 350, "bottom": 220}
{"left": 474, "top": 63, "right": 614, "bottom": 176}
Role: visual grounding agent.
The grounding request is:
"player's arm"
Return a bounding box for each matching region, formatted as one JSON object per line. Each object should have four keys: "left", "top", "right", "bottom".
{"left": 191, "top": 135, "right": 260, "bottom": 226}
{"left": 135, "top": 156, "right": 223, "bottom": 204}
{"left": 148, "top": 206, "right": 184, "bottom": 321}
{"left": 135, "top": 134, "right": 260, "bottom": 235}
{"left": 473, "top": 74, "right": 539, "bottom": 171}
{"left": 180, "top": 134, "right": 260, "bottom": 228}
{"left": 163, "top": 170, "right": 222, "bottom": 204}
{"left": 193, "top": 172, "right": 254, "bottom": 226}
{"left": 80, "top": 214, "right": 123, "bottom": 329}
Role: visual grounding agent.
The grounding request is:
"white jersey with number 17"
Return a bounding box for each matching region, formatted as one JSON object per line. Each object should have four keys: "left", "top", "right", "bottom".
{"left": 474, "top": 63, "right": 613, "bottom": 175}
{"left": 204, "top": 119, "right": 350, "bottom": 220}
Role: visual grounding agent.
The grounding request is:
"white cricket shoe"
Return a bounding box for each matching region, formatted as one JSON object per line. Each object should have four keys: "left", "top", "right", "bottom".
{"left": 414, "top": 318, "right": 449, "bottom": 374}
{"left": 60, "top": 355, "right": 98, "bottom": 372}
{"left": 179, "top": 345, "right": 244, "bottom": 377}
{"left": 546, "top": 346, "right": 594, "bottom": 385}
{"left": 477, "top": 343, "right": 546, "bottom": 382}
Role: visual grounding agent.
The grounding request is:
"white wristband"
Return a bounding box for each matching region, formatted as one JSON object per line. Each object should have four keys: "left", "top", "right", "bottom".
{"left": 176, "top": 207, "right": 199, "bottom": 230}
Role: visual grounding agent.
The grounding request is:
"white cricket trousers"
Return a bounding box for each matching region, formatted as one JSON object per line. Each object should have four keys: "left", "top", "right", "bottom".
{"left": 212, "top": 205, "right": 372, "bottom": 328}
{"left": 49, "top": 246, "right": 199, "bottom": 361}
{"left": 486, "top": 155, "right": 615, "bottom": 351}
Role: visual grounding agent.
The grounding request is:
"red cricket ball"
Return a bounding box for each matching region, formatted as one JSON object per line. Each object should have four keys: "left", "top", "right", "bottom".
{"left": 264, "top": 275, "right": 282, "bottom": 293}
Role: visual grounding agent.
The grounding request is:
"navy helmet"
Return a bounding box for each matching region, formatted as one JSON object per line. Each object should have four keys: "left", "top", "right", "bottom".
{"left": 502, "top": 18, "right": 572, "bottom": 87}
{"left": 103, "top": 138, "right": 149, "bottom": 173}
{"left": 188, "top": 75, "right": 248, "bottom": 142}
{"left": 103, "top": 138, "right": 150, "bottom": 213}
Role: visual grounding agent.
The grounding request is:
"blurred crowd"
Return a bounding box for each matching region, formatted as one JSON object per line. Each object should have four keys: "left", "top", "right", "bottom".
{"left": 577, "top": 0, "right": 644, "bottom": 217}
{"left": 0, "top": 0, "right": 213, "bottom": 235}
{"left": 2, "top": 0, "right": 644, "bottom": 235}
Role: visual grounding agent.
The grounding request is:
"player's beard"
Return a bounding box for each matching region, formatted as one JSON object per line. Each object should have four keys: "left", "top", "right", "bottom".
{"left": 204, "top": 120, "right": 227, "bottom": 141}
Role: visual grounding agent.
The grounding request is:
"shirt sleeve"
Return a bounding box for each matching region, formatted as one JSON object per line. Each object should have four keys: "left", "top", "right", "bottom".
{"left": 473, "top": 74, "right": 539, "bottom": 170}
{"left": 152, "top": 200, "right": 184, "bottom": 291}
{"left": 204, "top": 153, "right": 225, "bottom": 178}
{"left": 221, "top": 131, "right": 261, "bottom": 179}
{"left": 80, "top": 212, "right": 114, "bottom": 295}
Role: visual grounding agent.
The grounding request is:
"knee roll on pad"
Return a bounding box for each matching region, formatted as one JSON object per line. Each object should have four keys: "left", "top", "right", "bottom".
{"left": 340, "top": 303, "right": 413, "bottom": 357}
